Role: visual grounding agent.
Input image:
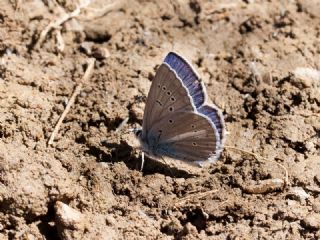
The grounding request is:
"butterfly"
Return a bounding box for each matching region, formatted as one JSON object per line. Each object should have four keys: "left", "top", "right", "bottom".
{"left": 134, "top": 52, "right": 225, "bottom": 169}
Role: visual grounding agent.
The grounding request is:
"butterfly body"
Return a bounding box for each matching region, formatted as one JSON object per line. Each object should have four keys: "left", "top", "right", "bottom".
{"left": 136, "top": 52, "right": 225, "bottom": 166}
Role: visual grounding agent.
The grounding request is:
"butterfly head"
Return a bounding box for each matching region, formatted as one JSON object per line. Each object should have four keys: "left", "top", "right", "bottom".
{"left": 131, "top": 127, "right": 151, "bottom": 155}
{"left": 132, "top": 127, "right": 143, "bottom": 139}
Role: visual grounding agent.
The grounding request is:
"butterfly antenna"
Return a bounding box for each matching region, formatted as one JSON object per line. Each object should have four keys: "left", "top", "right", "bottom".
{"left": 115, "top": 117, "right": 129, "bottom": 133}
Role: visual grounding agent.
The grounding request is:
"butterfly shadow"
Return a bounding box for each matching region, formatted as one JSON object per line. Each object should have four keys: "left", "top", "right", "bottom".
{"left": 86, "top": 140, "right": 135, "bottom": 168}
{"left": 140, "top": 155, "right": 197, "bottom": 178}
{"left": 87, "top": 140, "right": 196, "bottom": 178}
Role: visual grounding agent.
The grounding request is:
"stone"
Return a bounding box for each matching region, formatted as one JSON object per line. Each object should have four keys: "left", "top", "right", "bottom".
{"left": 302, "top": 214, "right": 320, "bottom": 230}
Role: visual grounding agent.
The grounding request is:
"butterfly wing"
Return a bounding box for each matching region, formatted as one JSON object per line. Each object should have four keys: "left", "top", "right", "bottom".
{"left": 198, "top": 104, "right": 226, "bottom": 149}
{"left": 140, "top": 52, "right": 225, "bottom": 164}
{"left": 142, "top": 63, "right": 196, "bottom": 139}
{"left": 164, "top": 52, "right": 206, "bottom": 108}
{"left": 148, "top": 111, "right": 220, "bottom": 163}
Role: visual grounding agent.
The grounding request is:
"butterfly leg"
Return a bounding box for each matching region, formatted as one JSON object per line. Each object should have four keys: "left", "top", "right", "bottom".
{"left": 140, "top": 152, "right": 145, "bottom": 171}
{"left": 160, "top": 156, "right": 175, "bottom": 176}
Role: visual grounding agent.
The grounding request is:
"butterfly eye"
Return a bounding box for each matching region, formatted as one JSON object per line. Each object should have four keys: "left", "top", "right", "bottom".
{"left": 162, "top": 86, "right": 166, "bottom": 90}
{"left": 170, "top": 97, "right": 175, "bottom": 102}
{"left": 167, "top": 91, "right": 171, "bottom": 95}
{"left": 134, "top": 129, "right": 142, "bottom": 137}
{"left": 169, "top": 106, "right": 174, "bottom": 112}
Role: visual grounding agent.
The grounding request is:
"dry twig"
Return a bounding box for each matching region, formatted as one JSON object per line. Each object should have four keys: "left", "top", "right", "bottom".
{"left": 48, "top": 58, "right": 95, "bottom": 145}
{"left": 35, "top": 0, "right": 91, "bottom": 48}
{"left": 174, "top": 189, "right": 218, "bottom": 207}
{"left": 242, "top": 178, "right": 285, "bottom": 194}
{"left": 82, "top": 0, "right": 125, "bottom": 20}
{"left": 55, "top": 29, "right": 65, "bottom": 52}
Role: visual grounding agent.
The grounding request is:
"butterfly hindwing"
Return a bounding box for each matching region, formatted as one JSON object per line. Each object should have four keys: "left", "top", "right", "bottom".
{"left": 198, "top": 104, "right": 225, "bottom": 146}
{"left": 148, "top": 111, "right": 219, "bottom": 163}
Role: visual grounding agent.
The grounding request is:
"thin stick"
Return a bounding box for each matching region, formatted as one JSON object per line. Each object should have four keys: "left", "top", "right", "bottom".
{"left": 243, "top": 178, "right": 285, "bottom": 194}
{"left": 48, "top": 58, "right": 95, "bottom": 145}
{"left": 83, "top": 0, "right": 125, "bottom": 20}
{"left": 35, "top": 0, "right": 91, "bottom": 48}
{"left": 174, "top": 189, "right": 218, "bottom": 207}
{"left": 55, "top": 29, "right": 65, "bottom": 52}
{"left": 225, "top": 146, "right": 289, "bottom": 186}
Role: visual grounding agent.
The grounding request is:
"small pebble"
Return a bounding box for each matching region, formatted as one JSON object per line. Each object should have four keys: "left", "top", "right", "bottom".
{"left": 302, "top": 214, "right": 320, "bottom": 230}
{"left": 130, "top": 103, "right": 144, "bottom": 121}
{"left": 305, "top": 141, "right": 315, "bottom": 152}
{"left": 92, "top": 46, "right": 110, "bottom": 59}
{"left": 287, "top": 199, "right": 298, "bottom": 206}
{"left": 287, "top": 187, "right": 310, "bottom": 201}
{"left": 315, "top": 173, "right": 320, "bottom": 185}
{"left": 105, "top": 215, "right": 116, "bottom": 226}
{"left": 80, "top": 41, "right": 94, "bottom": 55}
{"left": 312, "top": 200, "right": 320, "bottom": 213}
{"left": 55, "top": 201, "right": 85, "bottom": 230}
{"left": 180, "top": 222, "right": 198, "bottom": 236}
{"left": 293, "top": 67, "right": 320, "bottom": 88}
{"left": 80, "top": 42, "right": 110, "bottom": 59}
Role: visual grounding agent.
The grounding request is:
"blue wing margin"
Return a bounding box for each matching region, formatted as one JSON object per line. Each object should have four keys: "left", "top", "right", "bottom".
{"left": 198, "top": 104, "right": 226, "bottom": 161}
{"left": 164, "top": 52, "right": 205, "bottom": 108}
{"left": 198, "top": 105, "right": 225, "bottom": 146}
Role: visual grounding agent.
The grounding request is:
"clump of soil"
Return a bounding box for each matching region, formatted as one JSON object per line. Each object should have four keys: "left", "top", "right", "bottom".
{"left": 0, "top": 0, "right": 319, "bottom": 239}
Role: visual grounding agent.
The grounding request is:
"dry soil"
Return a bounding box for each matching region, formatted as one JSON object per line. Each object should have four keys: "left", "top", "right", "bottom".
{"left": 0, "top": 0, "right": 319, "bottom": 239}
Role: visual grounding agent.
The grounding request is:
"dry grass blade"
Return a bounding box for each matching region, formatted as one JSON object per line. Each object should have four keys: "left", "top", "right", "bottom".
{"left": 35, "top": 0, "right": 91, "bottom": 48}
{"left": 55, "top": 29, "right": 65, "bottom": 52}
{"left": 174, "top": 189, "right": 218, "bottom": 207}
{"left": 48, "top": 58, "right": 95, "bottom": 145}
{"left": 83, "top": 0, "right": 125, "bottom": 20}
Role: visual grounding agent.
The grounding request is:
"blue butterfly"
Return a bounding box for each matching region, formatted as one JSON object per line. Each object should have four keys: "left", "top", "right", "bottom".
{"left": 134, "top": 52, "right": 225, "bottom": 169}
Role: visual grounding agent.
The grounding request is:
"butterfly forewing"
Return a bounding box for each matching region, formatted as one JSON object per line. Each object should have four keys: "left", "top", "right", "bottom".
{"left": 142, "top": 64, "right": 195, "bottom": 139}
{"left": 164, "top": 53, "right": 205, "bottom": 108}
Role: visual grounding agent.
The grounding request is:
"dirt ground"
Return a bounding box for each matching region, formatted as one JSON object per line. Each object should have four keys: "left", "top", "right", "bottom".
{"left": 0, "top": 0, "right": 319, "bottom": 239}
